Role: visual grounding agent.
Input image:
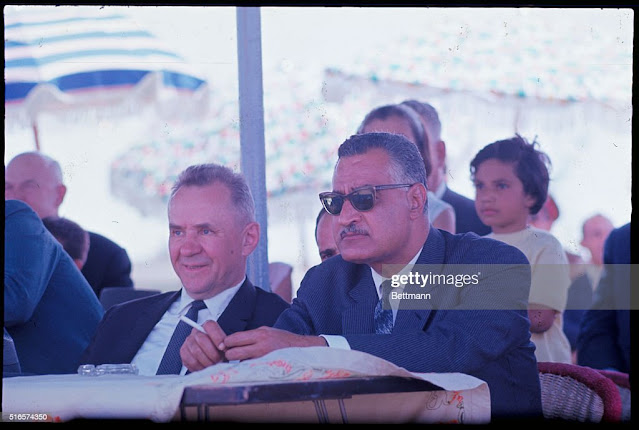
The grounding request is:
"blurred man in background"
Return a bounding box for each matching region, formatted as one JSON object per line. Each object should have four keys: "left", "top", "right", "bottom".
{"left": 5, "top": 151, "right": 134, "bottom": 298}
{"left": 315, "top": 207, "right": 339, "bottom": 262}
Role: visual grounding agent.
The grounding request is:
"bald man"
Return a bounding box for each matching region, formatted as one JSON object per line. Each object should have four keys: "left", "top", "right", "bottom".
{"left": 5, "top": 152, "right": 134, "bottom": 298}
{"left": 581, "top": 214, "right": 614, "bottom": 268}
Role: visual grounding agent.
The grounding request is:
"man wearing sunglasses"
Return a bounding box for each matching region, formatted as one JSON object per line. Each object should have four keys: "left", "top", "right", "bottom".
{"left": 181, "top": 133, "right": 542, "bottom": 421}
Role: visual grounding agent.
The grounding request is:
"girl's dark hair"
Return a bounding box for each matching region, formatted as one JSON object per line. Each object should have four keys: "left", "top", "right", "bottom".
{"left": 470, "top": 134, "right": 551, "bottom": 215}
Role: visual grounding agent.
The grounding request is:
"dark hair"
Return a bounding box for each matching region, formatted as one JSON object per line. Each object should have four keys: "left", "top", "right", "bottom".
{"left": 169, "top": 163, "right": 255, "bottom": 224}
{"left": 469, "top": 135, "right": 551, "bottom": 215}
{"left": 338, "top": 133, "right": 427, "bottom": 215}
{"left": 42, "top": 216, "right": 89, "bottom": 261}
{"left": 400, "top": 100, "right": 442, "bottom": 141}
{"left": 356, "top": 103, "right": 432, "bottom": 178}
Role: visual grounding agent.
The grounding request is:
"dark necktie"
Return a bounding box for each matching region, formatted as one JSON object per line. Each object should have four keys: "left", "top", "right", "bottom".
{"left": 156, "top": 300, "right": 207, "bottom": 375}
{"left": 374, "top": 280, "right": 394, "bottom": 334}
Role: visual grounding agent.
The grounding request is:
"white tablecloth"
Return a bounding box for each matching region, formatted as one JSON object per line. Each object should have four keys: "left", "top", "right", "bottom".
{"left": 2, "top": 347, "right": 490, "bottom": 423}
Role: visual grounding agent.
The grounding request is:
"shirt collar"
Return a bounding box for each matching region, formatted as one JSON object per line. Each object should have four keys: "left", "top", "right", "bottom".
{"left": 176, "top": 276, "right": 246, "bottom": 318}
{"left": 370, "top": 250, "right": 421, "bottom": 297}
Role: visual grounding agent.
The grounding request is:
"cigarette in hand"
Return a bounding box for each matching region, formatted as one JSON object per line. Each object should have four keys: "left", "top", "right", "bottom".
{"left": 179, "top": 315, "right": 206, "bottom": 333}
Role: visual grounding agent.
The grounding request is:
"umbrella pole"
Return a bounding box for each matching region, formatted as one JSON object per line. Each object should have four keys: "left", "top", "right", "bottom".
{"left": 32, "top": 122, "right": 41, "bottom": 151}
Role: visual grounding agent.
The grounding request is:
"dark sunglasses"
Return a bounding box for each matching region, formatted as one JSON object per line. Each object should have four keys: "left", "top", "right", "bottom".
{"left": 319, "top": 184, "right": 414, "bottom": 215}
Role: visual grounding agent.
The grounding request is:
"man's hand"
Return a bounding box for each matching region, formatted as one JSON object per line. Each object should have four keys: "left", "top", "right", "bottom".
{"left": 180, "top": 320, "right": 228, "bottom": 372}
{"left": 220, "top": 326, "right": 327, "bottom": 362}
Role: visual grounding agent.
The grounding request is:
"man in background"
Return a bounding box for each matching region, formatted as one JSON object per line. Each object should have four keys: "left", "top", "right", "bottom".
{"left": 401, "top": 100, "right": 490, "bottom": 235}
{"left": 43, "top": 216, "right": 90, "bottom": 271}
{"left": 580, "top": 214, "right": 614, "bottom": 288}
{"left": 577, "top": 222, "right": 631, "bottom": 374}
{"left": 5, "top": 151, "right": 134, "bottom": 297}
{"left": 315, "top": 207, "right": 339, "bottom": 262}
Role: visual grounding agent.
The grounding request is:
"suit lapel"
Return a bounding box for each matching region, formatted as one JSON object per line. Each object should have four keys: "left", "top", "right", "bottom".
{"left": 394, "top": 227, "right": 446, "bottom": 331}
{"left": 344, "top": 265, "right": 378, "bottom": 333}
{"left": 216, "top": 279, "right": 254, "bottom": 334}
{"left": 120, "top": 291, "right": 180, "bottom": 361}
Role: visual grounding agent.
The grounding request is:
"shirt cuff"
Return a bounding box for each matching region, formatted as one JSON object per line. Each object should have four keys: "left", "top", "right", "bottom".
{"left": 319, "top": 335, "right": 351, "bottom": 350}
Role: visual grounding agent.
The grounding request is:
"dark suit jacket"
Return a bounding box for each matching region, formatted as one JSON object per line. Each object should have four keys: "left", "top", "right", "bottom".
{"left": 577, "top": 222, "right": 631, "bottom": 373}
{"left": 82, "top": 231, "right": 134, "bottom": 297}
{"left": 442, "top": 186, "right": 491, "bottom": 236}
{"left": 562, "top": 273, "right": 593, "bottom": 351}
{"left": 80, "top": 278, "right": 290, "bottom": 365}
{"left": 275, "top": 227, "right": 541, "bottom": 420}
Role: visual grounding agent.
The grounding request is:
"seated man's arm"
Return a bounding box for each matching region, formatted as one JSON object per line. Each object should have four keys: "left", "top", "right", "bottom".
{"left": 5, "top": 204, "right": 59, "bottom": 325}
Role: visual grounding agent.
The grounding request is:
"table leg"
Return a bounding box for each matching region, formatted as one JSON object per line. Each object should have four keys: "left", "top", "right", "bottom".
{"left": 313, "top": 399, "right": 329, "bottom": 423}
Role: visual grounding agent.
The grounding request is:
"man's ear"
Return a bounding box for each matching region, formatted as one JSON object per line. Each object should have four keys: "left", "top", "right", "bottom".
{"left": 407, "top": 183, "right": 427, "bottom": 218}
{"left": 54, "top": 184, "right": 67, "bottom": 209}
{"left": 436, "top": 140, "right": 447, "bottom": 167}
{"left": 241, "top": 221, "right": 260, "bottom": 256}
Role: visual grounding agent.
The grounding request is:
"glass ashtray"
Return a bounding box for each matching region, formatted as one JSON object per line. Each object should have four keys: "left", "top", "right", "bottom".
{"left": 77, "top": 363, "right": 139, "bottom": 376}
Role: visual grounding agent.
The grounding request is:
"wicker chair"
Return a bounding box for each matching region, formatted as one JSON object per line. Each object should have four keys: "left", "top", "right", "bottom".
{"left": 537, "top": 362, "right": 622, "bottom": 422}
{"left": 597, "top": 369, "right": 631, "bottom": 422}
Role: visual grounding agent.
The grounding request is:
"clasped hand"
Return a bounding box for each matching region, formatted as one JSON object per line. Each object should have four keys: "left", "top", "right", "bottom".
{"left": 179, "top": 321, "right": 327, "bottom": 372}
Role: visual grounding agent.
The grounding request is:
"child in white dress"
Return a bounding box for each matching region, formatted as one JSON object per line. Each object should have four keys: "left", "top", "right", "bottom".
{"left": 470, "top": 135, "right": 571, "bottom": 364}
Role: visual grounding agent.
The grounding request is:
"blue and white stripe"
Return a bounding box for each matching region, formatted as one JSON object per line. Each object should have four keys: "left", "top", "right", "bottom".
{"left": 4, "top": 5, "right": 208, "bottom": 123}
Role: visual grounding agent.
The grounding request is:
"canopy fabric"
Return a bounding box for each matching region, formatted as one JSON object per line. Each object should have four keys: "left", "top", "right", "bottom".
{"left": 110, "top": 73, "right": 339, "bottom": 217}
{"left": 322, "top": 8, "right": 632, "bottom": 108}
{"left": 4, "top": 5, "right": 209, "bottom": 129}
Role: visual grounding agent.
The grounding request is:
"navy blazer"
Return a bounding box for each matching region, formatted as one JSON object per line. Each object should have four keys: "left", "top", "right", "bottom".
{"left": 577, "top": 222, "right": 631, "bottom": 373}
{"left": 82, "top": 231, "right": 134, "bottom": 298}
{"left": 275, "top": 227, "right": 541, "bottom": 420}
{"left": 442, "top": 186, "right": 491, "bottom": 236}
{"left": 80, "top": 278, "right": 290, "bottom": 365}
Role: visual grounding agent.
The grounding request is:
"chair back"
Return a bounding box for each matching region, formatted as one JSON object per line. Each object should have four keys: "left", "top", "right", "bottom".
{"left": 269, "top": 261, "right": 293, "bottom": 303}
{"left": 596, "top": 369, "right": 631, "bottom": 422}
{"left": 537, "top": 362, "right": 622, "bottom": 422}
{"left": 99, "top": 287, "right": 161, "bottom": 310}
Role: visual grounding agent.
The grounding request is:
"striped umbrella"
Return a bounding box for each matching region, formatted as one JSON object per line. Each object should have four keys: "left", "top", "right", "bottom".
{"left": 4, "top": 5, "right": 209, "bottom": 150}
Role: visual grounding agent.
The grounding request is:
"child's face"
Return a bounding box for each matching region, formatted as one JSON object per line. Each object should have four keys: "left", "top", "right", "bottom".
{"left": 473, "top": 159, "right": 535, "bottom": 234}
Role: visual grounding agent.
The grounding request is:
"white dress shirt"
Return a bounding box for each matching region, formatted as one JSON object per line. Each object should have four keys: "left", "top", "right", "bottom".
{"left": 131, "top": 278, "right": 244, "bottom": 376}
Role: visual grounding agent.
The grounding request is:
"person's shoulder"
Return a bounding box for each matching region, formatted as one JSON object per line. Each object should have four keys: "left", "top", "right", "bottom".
{"left": 604, "top": 222, "right": 630, "bottom": 264}
{"left": 527, "top": 226, "right": 566, "bottom": 251}
{"left": 310, "top": 254, "right": 361, "bottom": 274}
{"left": 608, "top": 222, "right": 630, "bottom": 244}
{"left": 5, "top": 199, "right": 38, "bottom": 219}
{"left": 442, "top": 230, "right": 529, "bottom": 265}
{"left": 301, "top": 255, "right": 366, "bottom": 287}
{"left": 254, "top": 286, "right": 290, "bottom": 309}
{"left": 4, "top": 200, "right": 49, "bottom": 238}
{"left": 105, "top": 290, "right": 175, "bottom": 314}
{"left": 87, "top": 231, "right": 125, "bottom": 249}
